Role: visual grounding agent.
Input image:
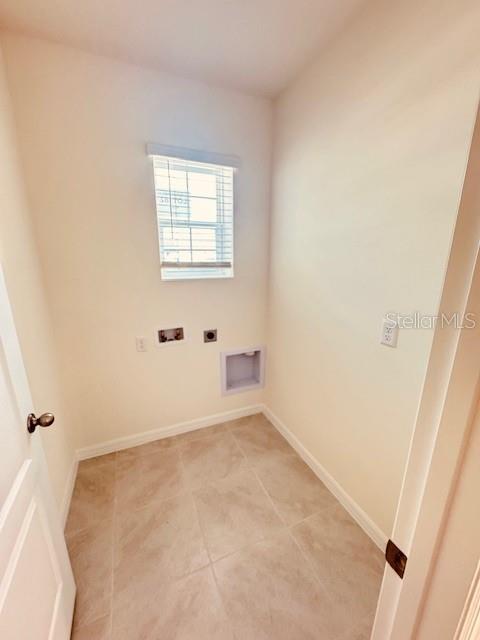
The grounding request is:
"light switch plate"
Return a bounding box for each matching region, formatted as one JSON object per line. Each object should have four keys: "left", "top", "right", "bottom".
{"left": 380, "top": 318, "right": 398, "bottom": 348}
{"left": 136, "top": 336, "right": 147, "bottom": 352}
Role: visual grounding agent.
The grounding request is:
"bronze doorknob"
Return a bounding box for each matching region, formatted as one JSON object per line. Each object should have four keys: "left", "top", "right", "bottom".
{"left": 27, "top": 412, "right": 55, "bottom": 434}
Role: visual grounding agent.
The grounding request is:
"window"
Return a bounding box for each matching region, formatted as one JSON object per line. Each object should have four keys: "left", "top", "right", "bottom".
{"left": 148, "top": 145, "right": 236, "bottom": 280}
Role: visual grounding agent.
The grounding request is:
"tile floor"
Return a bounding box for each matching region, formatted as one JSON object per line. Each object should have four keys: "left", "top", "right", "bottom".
{"left": 66, "top": 413, "right": 384, "bottom": 639}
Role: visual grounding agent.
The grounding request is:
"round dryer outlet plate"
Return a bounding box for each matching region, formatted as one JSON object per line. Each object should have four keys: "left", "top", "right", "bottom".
{"left": 203, "top": 329, "right": 217, "bottom": 343}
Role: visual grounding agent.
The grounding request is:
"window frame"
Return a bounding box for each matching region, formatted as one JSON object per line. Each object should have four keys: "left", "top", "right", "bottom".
{"left": 147, "top": 144, "right": 239, "bottom": 282}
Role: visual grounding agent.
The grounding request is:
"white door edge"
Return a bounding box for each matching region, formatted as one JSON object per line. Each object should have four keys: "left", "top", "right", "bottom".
{"left": 372, "top": 104, "right": 480, "bottom": 639}
{"left": 455, "top": 561, "right": 480, "bottom": 640}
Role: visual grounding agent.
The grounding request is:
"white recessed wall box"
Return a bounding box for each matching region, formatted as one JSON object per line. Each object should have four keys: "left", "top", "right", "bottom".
{"left": 220, "top": 347, "right": 265, "bottom": 395}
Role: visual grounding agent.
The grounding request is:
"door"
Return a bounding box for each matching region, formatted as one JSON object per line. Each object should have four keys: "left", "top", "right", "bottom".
{"left": 454, "top": 561, "right": 480, "bottom": 640}
{"left": 0, "top": 265, "right": 75, "bottom": 639}
{"left": 372, "top": 104, "right": 480, "bottom": 638}
{"left": 413, "top": 393, "right": 480, "bottom": 639}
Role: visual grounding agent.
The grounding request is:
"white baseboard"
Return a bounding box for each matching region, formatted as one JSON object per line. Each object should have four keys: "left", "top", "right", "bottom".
{"left": 60, "top": 455, "right": 78, "bottom": 529}
{"left": 76, "top": 404, "right": 263, "bottom": 461}
{"left": 71, "top": 400, "right": 387, "bottom": 552}
{"left": 262, "top": 404, "right": 388, "bottom": 552}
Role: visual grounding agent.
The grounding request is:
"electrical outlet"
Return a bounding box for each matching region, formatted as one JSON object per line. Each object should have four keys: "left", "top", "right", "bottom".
{"left": 203, "top": 329, "right": 217, "bottom": 343}
{"left": 136, "top": 336, "right": 147, "bottom": 352}
{"left": 380, "top": 318, "right": 398, "bottom": 348}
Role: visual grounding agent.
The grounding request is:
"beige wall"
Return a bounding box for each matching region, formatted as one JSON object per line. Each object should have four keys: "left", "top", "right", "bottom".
{"left": 267, "top": 0, "right": 480, "bottom": 536}
{"left": 2, "top": 0, "right": 479, "bottom": 538}
{"left": 415, "top": 395, "right": 480, "bottom": 639}
{"left": 0, "top": 40, "right": 74, "bottom": 507}
{"left": 1, "top": 34, "right": 272, "bottom": 450}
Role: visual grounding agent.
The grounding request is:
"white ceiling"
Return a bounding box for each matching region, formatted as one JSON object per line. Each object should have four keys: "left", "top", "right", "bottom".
{"left": 0, "top": 0, "right": 363, "bottom": 96}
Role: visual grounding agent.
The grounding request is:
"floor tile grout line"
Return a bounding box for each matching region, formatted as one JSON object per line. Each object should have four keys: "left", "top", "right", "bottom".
{"left": 282, "top": 523, "right": 364, "bottom": 640}
{"left": 188, "top": 459, "right": 295, "bottom": 566}
{"left": 208, "top": 524, "right": 289, "bottom": 568}
{"left": 285, "top": 523, "right": 338, "bottom": 603}
{"left": 208, "top": 562, "right": 237, "bottom": 640}
{"left": 112, "top": 424, "right": 231, "bottom": 464}
{"left": 69, "top": 433, "right": 372, "bottom": 640}
{"left": 66, "top": 461, "right": 117, "bottom": 538}
{"left": 79, "top": 416, "right": 261, "bottom": 474}
{"left": 226, "top": 426, "right": 327, "bottom": 581}
{"left": 286, "top": 499, "right": 339, "bottom": 531}
{"left": 71, "top": 417, "right": 322, "bottom": 541}
{"left": 72, "top": 414, "right": 372, "bottom": 639}
{"left": 66, "top": 460, "right": 116, "bottom": 636}
{"left": 115, "top": 447, "right": 213, "bottom": 587}
{"left": 68, "top": 417, "right": 264, "bottom": 638}
{"left": 285, "top": 511, "right": 378, "bottom": 640}
{"left": 228, "top": 426, "right": 277, "bottom": 469}
{"left": 247, "top": 457, "right": 289, "bottom": 527}
{"left": 336, "top": 614, "right": 373, "bottom": 640}
{"left": 182, "top": 450, "right": 238, "bottom": 638}
{"left": 72, "top": 613, "right": 112, "bottom": 637}
{"left": 230, "top": 421, "right": 313, "bottom": 530}
{"left": 184, "top": 421, "right": 290, "bottom": 570}
{"left": 224, "top": 427, "right": 250, "bottom": 467}
{"left": 177, "top": 444, "right": 214, "bottom": 567}
{"left": 114, "top": 434, "right": 256, "bottom": 520}
{"left": 180, "top": 427, "right": 251, "bottom": 493}
{"left": 77, "top": 413, "right": 265, "bottom": 470}
{"left": 110, "top": 455, "right": 120, "bottom": 637}
{"left": 110, "top": 450, "right": 216, "bottom": 635}
{"left": 229, "top": 421, "right": 344, "bottom": 571}
{"left": 231, "top": 419, "right": 357, "bottom": 537}
{"left": 234, "top": 423, "right": 354, "bottom": 624}
{"left": 208, "top": 563, "right": 238, "bottom": 640}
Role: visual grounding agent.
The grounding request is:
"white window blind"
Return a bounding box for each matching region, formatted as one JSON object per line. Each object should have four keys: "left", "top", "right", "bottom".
{"left": 150, "top": 152, "right": 235, "bottom": 280}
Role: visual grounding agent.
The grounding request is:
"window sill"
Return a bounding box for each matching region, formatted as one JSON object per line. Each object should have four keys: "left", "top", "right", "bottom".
{"left": 161, "top": 270, "right": 234, "bottom": 281}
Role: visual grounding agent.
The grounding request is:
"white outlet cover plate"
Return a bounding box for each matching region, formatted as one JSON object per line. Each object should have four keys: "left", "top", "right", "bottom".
{"left": 136, "top": 336, "right": 147, "bottom": 352}
{"left": 380, "top": 318, "right": 399, "bottom": 348}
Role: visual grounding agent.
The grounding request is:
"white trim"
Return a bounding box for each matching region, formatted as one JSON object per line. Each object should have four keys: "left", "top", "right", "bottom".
{"left": 455, "top": 561, "right": 480, "bottom": 640}
{"left": 60, "top": 456, "right": 78, "bottom": 529}
{"left": 71, "top": 398, "right": 386, "bottom": 551}
{"left": 76, "top": 404, "right": 263, "bottom": 461}
{"left": 146, "top": 143, "right": 240, "bottom": 168}
{"left": 262, "top": 404, "right": 388, "bottom": 551}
